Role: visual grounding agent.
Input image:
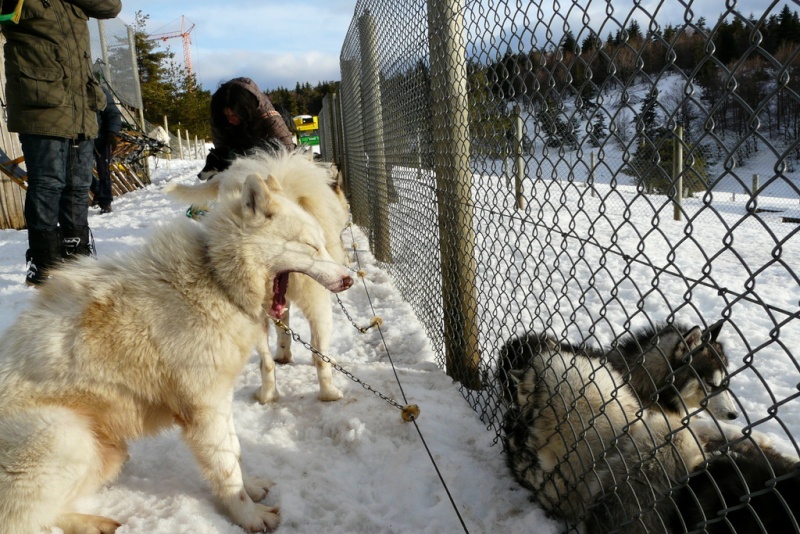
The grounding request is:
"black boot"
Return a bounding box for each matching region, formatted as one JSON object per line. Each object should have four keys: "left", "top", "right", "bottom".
{"left": 61, "top": 225, "right": 96, "bottom": 259}
{"left": 25, "top": 228, "right": 62, "bottom": 286}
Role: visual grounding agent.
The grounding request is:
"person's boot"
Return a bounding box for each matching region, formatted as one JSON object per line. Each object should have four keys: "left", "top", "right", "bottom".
{"left": 25, "top": 228, "right": 62, "bottom": 286}
{"left": 61, "top": 225, "right": 96, "bottom": 259}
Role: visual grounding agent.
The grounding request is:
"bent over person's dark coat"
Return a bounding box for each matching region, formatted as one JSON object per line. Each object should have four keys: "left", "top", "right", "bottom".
{"left": 201, "top": 77, "right": 296, "bottom": 178}
{"left": 2, "top": 0, "right": 123, "bottom": 139}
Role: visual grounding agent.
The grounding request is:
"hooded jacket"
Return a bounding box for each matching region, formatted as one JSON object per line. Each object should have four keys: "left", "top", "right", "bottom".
{"left": 200, "top": 77, "right": 295, "bottom": 177}
{"left": 2, "top": 0, "right": 123, "bottom": 139}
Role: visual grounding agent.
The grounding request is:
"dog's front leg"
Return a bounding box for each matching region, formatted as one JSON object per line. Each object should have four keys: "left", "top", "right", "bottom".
{"left": 255, "top": 321, "right": 279, "bottom": 404}
{"left": 182, "top": 397, "right": 279, "bottom": 532}
{"left": 224, "top": 408, "right": 276, "bottom": 501}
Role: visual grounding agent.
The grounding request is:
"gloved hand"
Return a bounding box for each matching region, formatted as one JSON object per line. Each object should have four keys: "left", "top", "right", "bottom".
{"left": 107, "top": 133, "right": 118, "bottom": 153}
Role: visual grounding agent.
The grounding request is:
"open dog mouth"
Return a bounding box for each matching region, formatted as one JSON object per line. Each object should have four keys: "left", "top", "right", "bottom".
{"left": 270, "top": 272, "right": 289, "bottom": 319}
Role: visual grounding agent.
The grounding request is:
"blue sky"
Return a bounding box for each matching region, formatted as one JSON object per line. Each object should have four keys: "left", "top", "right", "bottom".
{"left": 119, "top": 0, "right": 795, "bottom": 94}
{"left": 118, "top": 0, "right": 357, "bottom": 93}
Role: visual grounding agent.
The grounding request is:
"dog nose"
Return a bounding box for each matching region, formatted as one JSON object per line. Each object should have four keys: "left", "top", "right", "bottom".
{"left": 341, "top": 275, "right": 354, "bottom": 290}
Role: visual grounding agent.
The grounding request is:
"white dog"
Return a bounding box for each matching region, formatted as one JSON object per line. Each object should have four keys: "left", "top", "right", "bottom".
{"left": 0, "top": 175, "right": 353, "bottom": 534}
{"left": 165, "top": 150, "right": 351, "bottom": 402}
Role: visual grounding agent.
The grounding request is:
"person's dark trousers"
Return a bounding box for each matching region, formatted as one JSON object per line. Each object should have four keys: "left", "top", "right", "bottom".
{"left": 91, "top": 140, "right": 113, "bottom": 209}
{"left": 21, "top": 134, "right": 95, "bottom": 273}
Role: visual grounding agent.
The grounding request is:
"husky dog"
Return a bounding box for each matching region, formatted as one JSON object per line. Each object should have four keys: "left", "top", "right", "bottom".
{"left": 677, "top": 434, "right": 800, "bottom": 533}
{"left": 0, "top": 175, "right": 353, "bottom": 534}
{"left": 608, "top": 320, "right": 738, "bottom": 420}
{"left": 500, "top": 323, "right": 755, "bottom": 533}
{"left": 166, "top": 150, "right": 350, "bottom": 402}
{"left": 500, "top": 321, "right": 738, "bottom": 419}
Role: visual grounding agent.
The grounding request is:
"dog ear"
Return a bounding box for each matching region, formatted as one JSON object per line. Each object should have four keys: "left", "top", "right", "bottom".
{"left": 705, "top": 319, "right": 725, "bottom": 342}
{"left": 242, "top": 174, "right": 272, "bottom": 217}
{"left": 685, "top": 326, "right": 703, "bottom": 351}
{"left": 509, "top": 369, "right": 524, "bottom": 383}
{"left": 264, "top": 174, "right": 283, "bottom": 193}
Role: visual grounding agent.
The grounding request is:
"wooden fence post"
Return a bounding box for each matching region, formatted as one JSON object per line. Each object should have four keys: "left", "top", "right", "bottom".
{"left": 429, "top": 0, "right": 481, "bottom": 389}
{"left": 358, "top": 11, "right": 392, "bottom": 262}
{"left": 176, "top": 128, "right": 183, "bottom": 160}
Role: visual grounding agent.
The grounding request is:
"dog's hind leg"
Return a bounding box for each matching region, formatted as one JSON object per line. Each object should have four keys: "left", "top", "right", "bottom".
{"left": 274, "top": 304, "right": 293, "bottom": 364}
{"left": 302, "top": 282, "right": 343, "bottom": 401}
{"left": 0, "top": 407, "right": 116, "bottom": 534}
{"left": 255, "top": 320, "right": 279, "bottom": 404}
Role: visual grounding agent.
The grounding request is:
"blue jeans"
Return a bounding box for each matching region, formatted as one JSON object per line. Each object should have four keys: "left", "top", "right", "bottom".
{"left": 91, "top": 141, "right": 113, "bottom": 205}
{"left": 20, "top": 134, "right": 94, "bottom": 232}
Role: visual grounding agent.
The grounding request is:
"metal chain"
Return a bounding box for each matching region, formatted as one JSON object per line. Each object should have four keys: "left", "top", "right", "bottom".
{"left": 335, "top": 293, "right": 382, "bottom": 333}
{"left": 271, "top": 318, "right": 419, "bottom": 421}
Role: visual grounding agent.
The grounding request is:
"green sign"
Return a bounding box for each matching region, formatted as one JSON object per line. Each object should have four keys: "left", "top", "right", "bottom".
{"left": 299, "top": 135, "right": 320, "bottom": 146}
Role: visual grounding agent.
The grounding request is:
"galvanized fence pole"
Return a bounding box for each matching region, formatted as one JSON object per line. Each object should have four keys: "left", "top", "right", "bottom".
{"left": 428, "top": 0, "right": 481, "bottom": 389}
{"left": 673, "top": 125, "right": 683, "bottom": 221}
{"left": 513, "top": 104, "right": 525, "bottom": 210}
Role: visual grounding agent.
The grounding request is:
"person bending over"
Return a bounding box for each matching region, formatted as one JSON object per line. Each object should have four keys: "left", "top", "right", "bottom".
{"left": 199, "top": 77, "right": 295, "bottom": 181}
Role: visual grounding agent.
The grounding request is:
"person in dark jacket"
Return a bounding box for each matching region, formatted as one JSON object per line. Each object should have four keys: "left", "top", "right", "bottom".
{"left": 198, "top": 77, "right": 295, "bottom": 181}
{"left": 91, "top": 85, "right": 122, "bottom": 214}
{"left": 2, "top": 0, "right": 123, "bottom": 285}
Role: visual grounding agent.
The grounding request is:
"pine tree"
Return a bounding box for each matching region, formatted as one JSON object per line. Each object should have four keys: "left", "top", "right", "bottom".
{"left": 588, "top": 114, "right": 608, "bottom": 147}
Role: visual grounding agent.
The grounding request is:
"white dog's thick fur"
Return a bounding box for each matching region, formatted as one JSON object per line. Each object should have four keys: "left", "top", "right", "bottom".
{"left": 165, "top": 150, "right": 351, "bottom": 402}
{"left": 0, "top": 175, "right": 353, "bottom": 533}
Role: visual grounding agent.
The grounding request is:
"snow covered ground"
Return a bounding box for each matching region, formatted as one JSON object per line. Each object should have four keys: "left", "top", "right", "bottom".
{"left": 0, "top": 157, "right": 556, "bottom": 534}
{"left": 0, "top": 130, "right": 798, "bottom": 533}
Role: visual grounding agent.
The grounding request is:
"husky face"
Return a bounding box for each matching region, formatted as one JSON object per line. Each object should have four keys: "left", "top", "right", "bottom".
{"left": 612, "top": 320, "right": 738, "bottom": 420}
{"left": 206, "top": 174, "right": 353, "bottom": 319}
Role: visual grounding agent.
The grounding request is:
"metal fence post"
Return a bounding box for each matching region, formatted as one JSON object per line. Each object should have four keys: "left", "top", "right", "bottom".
{"left": 750, "top": 173, "right": 760, "bottom": 213}
{"left": 673, "top": 125, "right": 683, "bottom": 221}
{"left": 358, "top": 12, "right": 391, "bottom": 261}
{"left": 513, "top": 104, "right": 525, "bottom": 210}
{"left": 429, "top": 0, "right": 481, "bottom": 389}
{"left": 97, "top": 20, "right": 112, "bottom": 84}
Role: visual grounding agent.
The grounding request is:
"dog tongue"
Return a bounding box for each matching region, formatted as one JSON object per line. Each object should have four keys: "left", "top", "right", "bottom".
{"left": 271, "top": 273, "right": 289, "bottom": 318}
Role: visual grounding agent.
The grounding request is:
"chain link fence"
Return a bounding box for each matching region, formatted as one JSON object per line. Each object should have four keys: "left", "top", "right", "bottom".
{"left": 333, "top": 0, "right": 800, "bottom": 531}
{"left": 89, "top": 17, "right": 142, "bottom": 112}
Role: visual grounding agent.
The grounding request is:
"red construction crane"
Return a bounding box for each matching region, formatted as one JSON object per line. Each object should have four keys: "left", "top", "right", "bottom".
{"left": 147, "top": 16, "right": 196, "bottom": 75}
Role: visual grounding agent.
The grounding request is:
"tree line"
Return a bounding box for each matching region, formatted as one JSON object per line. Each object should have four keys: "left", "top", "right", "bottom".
{"left": 379, "top": 5, "right": 800, "bottom": 194}
{"left": 131, "top": 11, "right": 338, "bottom": 140}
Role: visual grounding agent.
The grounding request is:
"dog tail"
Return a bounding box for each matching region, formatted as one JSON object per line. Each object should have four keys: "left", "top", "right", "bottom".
{"left": 0, "top": 407, "right": 102, "bottom": 533}
{"left": 164, "top": 178, "right": 222, "bottom": 204}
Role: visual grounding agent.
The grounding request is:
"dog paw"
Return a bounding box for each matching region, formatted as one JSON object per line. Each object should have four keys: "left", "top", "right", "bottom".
{"left": 253, "top": 387, "right": 279, "bottom": 404}
{"left": 274, "top": 346, "right": 293, "bottom": 364}
{"left": 319, "top": 386, "right": 344, "bottom": 402}
{"left": 244, "top": 475, "right": 276, "bottom": 501}
{"left": 56, "top": 513, "right": 122, "bottom": 534}
{"left": 241, "top": 504, "right": 280, "bottom": 533}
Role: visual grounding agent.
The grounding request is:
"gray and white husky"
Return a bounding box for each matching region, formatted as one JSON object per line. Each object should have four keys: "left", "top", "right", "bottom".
{"left": 500, "top": 322, "right": 760, "bottom": 533}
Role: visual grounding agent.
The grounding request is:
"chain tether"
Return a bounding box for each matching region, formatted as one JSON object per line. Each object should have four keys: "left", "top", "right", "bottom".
{"left": 271, "top": 318, "right": 419, "bottom": 422}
